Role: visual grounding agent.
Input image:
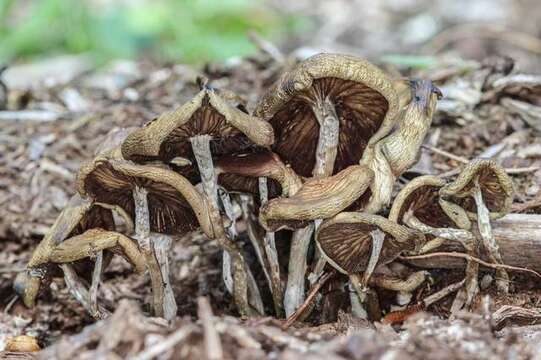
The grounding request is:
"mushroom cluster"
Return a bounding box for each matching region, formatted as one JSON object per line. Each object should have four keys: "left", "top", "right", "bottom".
{"left": 15, "top": 53, "right": 513, "bottom": 322}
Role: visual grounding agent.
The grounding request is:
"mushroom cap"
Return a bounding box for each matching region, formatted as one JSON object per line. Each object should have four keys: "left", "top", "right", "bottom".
{"left": 440, "top": 159, "right": 514, "bottom": 220}
{"left": 259, "top": 164, "right": 374, "bottom": 231}
{"left": 215, "top": 150, "right": 302, "bottom": 199}
{"left": 316, "top": 212, "right": 425, "bottom": 274}
{"left": 389, "top": 175, "right": 470, "bottom": 230}
{"left": 77, "top": 156, "right": 215, "bottom": 238}
{"left": 121, "top": 88, "right": 274, "bottom": 162}
{"left": 27, "top": 194, "right": 115, "bottom": 268}
{"left": 254, "top": 53, "right": 400, "bottom": 177}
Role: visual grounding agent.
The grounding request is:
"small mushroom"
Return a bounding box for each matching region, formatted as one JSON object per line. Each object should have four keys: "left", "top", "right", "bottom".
{"left": 15, "top": 194, "right": 136, "bottom": 317}
{"left": 77, "top": 155, "right": 214, "bottom": 318}
{"left": 215, "top": 150, "right": 302, "bottom": 198}
{"left": 5, "top": 335, "right": 41, "bottom": 353}
{"left": 365, "top": 79, "right": 441, "bottom": 213}
{"left": 259, "top": 164, "right": 374, "bottom": 231}
{"left": 389, "top": 175, "right": 479, "bottom": 311}
{"left": 316, "top": 212, "right": 425, "bottom": 316}
{"left": 121, "top": 85, "right": 274, "bottom": 317}
{"left": 255, "top": 53, "right": 400, "bottom": 178}
{"left": 440, "top": 159, "right": 514, "bottom": 293}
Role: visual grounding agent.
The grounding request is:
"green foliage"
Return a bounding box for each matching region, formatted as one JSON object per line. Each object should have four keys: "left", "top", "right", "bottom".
{"left": 0, "top": 0, "right": 303, "bottom": 64}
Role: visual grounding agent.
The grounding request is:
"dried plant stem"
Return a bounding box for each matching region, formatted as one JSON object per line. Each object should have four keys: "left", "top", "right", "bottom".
{"left": 259, "top": 177, "right": 284, "bottom": 317}
{"left": 473, "top": 181, "right": 509, "bottom": 292}
{"left": 131, "top": 325, "right": 197, "bottom": 360}
{"left": 198, "top": 297, "right": 223, "bottom": 360}
{"left": 282, "top": 271, "right": 335, "bottom": 330}
{"left": 284, "top": 224, "right": 314, "bottom": 317}
{"left": 153, "top": 234, "right": 177, "bottom": 322}
{"left": 133, "top": 185, "right": 165, "bottom": 317}
{"left": 190, "top": 135, "right": 250, "bottom": 317}
{"left": 89, "top": 250, "right": 103, "bottom": 316}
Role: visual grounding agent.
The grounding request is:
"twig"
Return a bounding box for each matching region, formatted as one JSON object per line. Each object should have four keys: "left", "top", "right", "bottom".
{"left": 130, "top": 325, "right": 197, "bottom": 360}
{"left": 89, "top": 250, "right": 103, "bottom": 316}
{"left": 422, "top": 145, "right": 469, "bottom": 164}
{"left": 282, "top": 271, "right": 335, "bottom": 330}
{"left": 197, "top": 297, "right": 223, "bottom": 360}
{"left": 399, "top": 252, "right": 541, "bottom": 278}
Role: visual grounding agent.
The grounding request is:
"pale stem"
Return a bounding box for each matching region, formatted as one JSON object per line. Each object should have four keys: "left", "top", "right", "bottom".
{"left": 404, "top": 210, "right": 479, "bottom": 311}
{"left": 153, "top": 234, "right": 177, "bottom": 322}
{"left": 89, "top": 250, "right": 103, "bottom": 315}
{"left": 284, "top": 224, "right": 314, "bottom": 317}
{"left": 61, "top": 264, "right": 109, "bottom": 319}
{"left": 287, "top": 96, "right": 339, "bottom": 314}
{"left": 133, "top": 185, "right": 164, "bottom": 317}
{"left": 361, "top": 229, "right": 385, "bottom": 287}
{"left": 190, "top": 134, "right": 250, "bottom": 316}
{"left": 259, "top": 176, "right": 284, "bottom": 317}
{"left": 349, "top": 282, "right": 368, "bottom": 319}
{"left": 240, "top": 195, "right": 272, "bottom": 287}
{"left": 473, "top": 180, "right": 509, "bottom": 293}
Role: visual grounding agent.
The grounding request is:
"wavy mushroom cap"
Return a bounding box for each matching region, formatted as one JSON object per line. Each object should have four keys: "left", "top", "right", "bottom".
{"left": 28, "top": 194, "right": 115, "bottom": 268}
{"left": 121, "top": 88, "right": 274, "bottom": 163}
{"left": 389, "top": 175, "right": 470, "bottom": 230}
{"left": 316, "top": 212, "right": 425, "bottom": 274}
{"left": 77, "top": 157, "right": 214, "bottom": 238}
{"left": 255, "top": 53, "right": 400, "bottom": 177}
{"left": 259, "top": 164, "right": 374, "bottom": 231}
{"left": 440, "top": 159, "right": 514, "bottom": 220}
{"left": 215, "top": 150, "right": 302, "bottom": 199}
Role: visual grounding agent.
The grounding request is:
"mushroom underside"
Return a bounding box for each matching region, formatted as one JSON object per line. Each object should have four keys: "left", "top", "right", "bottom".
{"left": 270, "top": 77, "right": 389, "bottom": 177}
{"left": 84, "top": 162, "right": 199, "bottom": 235}
{"left": 398, "top": 186, "right": 455, "bottom": 229}
{"left": 318, "top": 223, "right": 402, "bottom": 274}
{"left": 159, "top": 99, "right": 254, "bottom": 162}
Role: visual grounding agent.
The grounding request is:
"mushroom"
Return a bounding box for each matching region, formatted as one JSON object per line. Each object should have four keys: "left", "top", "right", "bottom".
{"left": 315, "top": 212, "right": 426, "bottom": 316}
{"left": 389, "top": 175, "right": 479, "bottom": 311}
{"left": 258, "top": 163, "right": 373, "bottom": 316}
{"left": 440, "top": 159, "right": 514, "bottom": 293}
{"left": 259, "top": 165, "right": 374, "bottom": 231}
{"left": 14, "top": 194, "right": 140, "bottom": 318}
{"left": 77, "top": 155, "right": 216, "bottom": 318}
{"left": 215, "top": 150, "right": 302, "bottom": 315}
{"left": 255, "top": 53, "right": 400, "bottom": 179}
{"left": 120, "top": 85, "right": 274, "bottom": 317}
{"left": 366, "top": 79, "right": 441, "bottom": 213}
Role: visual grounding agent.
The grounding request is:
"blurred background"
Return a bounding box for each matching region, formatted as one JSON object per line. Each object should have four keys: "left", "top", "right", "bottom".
{"left": 1, "top": 0, "right": 541, "bottom": 72}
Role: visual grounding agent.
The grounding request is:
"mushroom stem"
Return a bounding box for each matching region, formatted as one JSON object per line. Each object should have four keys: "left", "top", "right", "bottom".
{"left": 60, "top": 264, "right": 109, "bottom": 319}
{"left": 89, "top": 250, "right": 103, "bottom": 316}
{"left": 473, "top": 181, "right": 509, "bottom": 293}
{"left": 284, "top": 224, "right": 314, "bottom": 317}
{"left": 190, "top": 134, "right": 251, "bottom": 317}
{"left": 152, "top": 234, "right": 177, "bottom": 322}
{"left": 259, "top": 177, "right": 284, "bottom": 317}
{"left": 240, "top": 195, "right": 272, "bottom": 288}
{"left": 133, "top": 185, "right": 165, "bottom": 317}
{"left": 312, "top": 96, "right": 339, "bottom": 178}
{"left": 361, "top": 229, "right": 385, "bottom": 287}
{"left": 403, "top": 211, "right": 479, "bottom": 310}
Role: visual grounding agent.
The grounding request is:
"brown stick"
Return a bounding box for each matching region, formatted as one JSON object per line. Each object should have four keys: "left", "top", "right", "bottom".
{"left": 402, "top": 214, "right": 541, "bottom": 272}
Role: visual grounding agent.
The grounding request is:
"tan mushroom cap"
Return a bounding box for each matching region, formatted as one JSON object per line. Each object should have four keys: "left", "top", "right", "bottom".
{"left": 316, "top": 212, "right": 425, "bottom": 275}
{"left": 28, "top": 194, "right": 115, "bottom": 268}
{"left": 255, "top": 53, "right": 400, "bottom": 177}
{"left": 215, "top": 150, "right": 302, "bottom": 199}
{"left": 121, "top": 88, "right": 274, "bottom": 162}
{"left": 259, "top": 164, "right": 374, "bottom": 231}
{"left": 440, "top": 159, "right": 514, "bottom": 220}
{"left": 77, "top": 156, "right": 216, "bottom": 238}
{"left": 389, "top": 175, "right": 470, "bottom": 230}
